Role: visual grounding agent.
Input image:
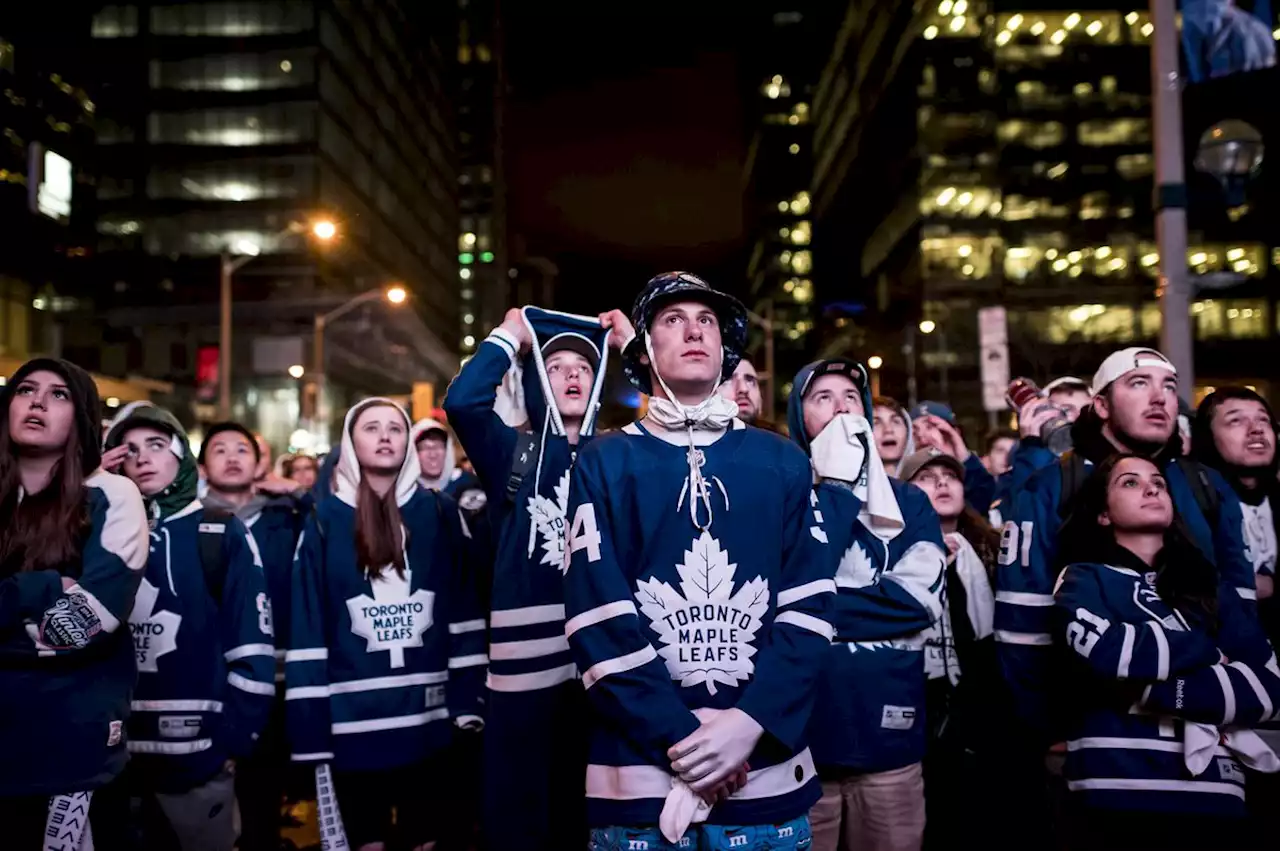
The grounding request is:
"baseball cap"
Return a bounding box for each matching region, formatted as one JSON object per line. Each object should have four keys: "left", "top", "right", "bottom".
{"left": 1091, "top": 348, "right": 1176, "bottom": 395}
{"left": 1044, "top": 376, "right": 1090, "bottom": 394}
{"left": 797, "top": 358, "right": 867, "bottom": 399}
{"left": 898, "top": 447, "right": 965, "bottom": 483}
{"left": 910, "top": 401, "right": 956, "bottom": 425}
{"left": 541, "top": 331, "right": 601, "bottom": 365}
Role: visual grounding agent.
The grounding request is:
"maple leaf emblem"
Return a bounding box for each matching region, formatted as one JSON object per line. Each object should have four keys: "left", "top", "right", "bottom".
{"left": 835, "top": 541, "right": 879, "bottom": 589}
{"left": 346, "top": 569, "right": 436, "bottom": 669}
{"left": 129, "top": 578, "right": 182, "bottom": 673}
{"left": 636, "top": 531, "right": 770, "bottom": 695}
{"left": 527, "top": 469, "right": 571, "bottom": 571}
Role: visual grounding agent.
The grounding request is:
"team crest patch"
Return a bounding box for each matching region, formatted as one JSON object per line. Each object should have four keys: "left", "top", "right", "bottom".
{"left": 528, "top": 470, "right": 571, "bottom": 572}
{"left": 38, "top": 590, "right": 104, "bottom": 650}
{"left": 459, "top": 488, "right": 487, "bottom": 511}
{"left": 346, "top": 569, "right": 435, "bottom": 668}
{"left": 636, "top": 531, "right": 769, "bottom": 695}
{"left": 107, "top": 720, "right": 123, "bottom": 747}
{"left": 130, "top": 578, "right": 181, "bottom": 673}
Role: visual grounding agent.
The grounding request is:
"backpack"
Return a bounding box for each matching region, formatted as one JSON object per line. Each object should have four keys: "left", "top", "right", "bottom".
{"left": 1056, "top": 452, "right": 1221, "bottom": 542}
{"left": 196, "top": 507, "right": 233, "bottom": 604}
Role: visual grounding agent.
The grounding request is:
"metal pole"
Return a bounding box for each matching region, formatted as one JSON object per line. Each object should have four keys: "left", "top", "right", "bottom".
{"left": 1151, "top": 0, "right": 1194, "bottom": 399}
{"left": 763, "top": 301, "right": 776, "bottom": 424}
{"left": 218, "top": 252, "right": 232, "bottom": 420}
{"left": 313, "top": 313, "right": 326, "bottom": 434}
{"left": 938, "top": 326, "right": 950, "bottom": 400}
{"left": 870, "top": 368, "right": 881, "bottom": 398}
{"left": 905, "top": 326, "right": 918, "bottom": 408}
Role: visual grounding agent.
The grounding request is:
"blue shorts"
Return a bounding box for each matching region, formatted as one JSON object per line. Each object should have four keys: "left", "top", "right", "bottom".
{"left": 588, "top": 815, "right": 811, "bottom": 851}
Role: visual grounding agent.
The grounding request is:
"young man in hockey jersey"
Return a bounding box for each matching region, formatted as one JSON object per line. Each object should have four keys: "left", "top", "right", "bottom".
{"left": 994, "top": 347, "right": 1260, "bottom": 848}
{"left": 199, "top": 421, "right": 312, "bottom": 851}
{"left": 443, "top": 305, "right": 630, "bottom": 851}
{"left": 785, "top": 359, "right": 946, "bottom": 851}
{"left": 96, "top": 406, "right": 275, "bottom": 850}
{"left": 562, "top": 272, "right": 835, "bottom": 850}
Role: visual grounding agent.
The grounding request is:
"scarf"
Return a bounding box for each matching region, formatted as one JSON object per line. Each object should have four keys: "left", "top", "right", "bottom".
{"left": 924, "top": 532, "right": 995, "bottom": 685}
{"left": 643, "top": 334, "right": 738, "bottom": 531}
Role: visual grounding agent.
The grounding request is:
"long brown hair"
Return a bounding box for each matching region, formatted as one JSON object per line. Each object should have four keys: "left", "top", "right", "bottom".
{"left": 0, "top": 420, "right": 91, "bottom": 578}
{"left": 352, "top": 403, "right": 408, "bottom": 579}
{"left": 955, "top": 505, "right": 1003, "bottom": 580}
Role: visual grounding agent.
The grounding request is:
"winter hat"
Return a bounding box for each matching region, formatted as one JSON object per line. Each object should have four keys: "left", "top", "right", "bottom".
{"left": 198, "top": 421, "right": 260, "bottom": 465}
{"left": 104, "top": 404, "right": 199, "bottom": 520}
{"left": 2, "top": 357, "right": 103, "bottom": 473}
{"left": 623, "top": 271, "right": 749, "bottom": 395}
{"left": 1091, "top": 348, "right": 1175, "bottom": 395}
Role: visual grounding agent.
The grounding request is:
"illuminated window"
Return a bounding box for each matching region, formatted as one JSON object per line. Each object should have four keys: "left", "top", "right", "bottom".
{"left": 1079, "top": 192, "right": 1110, "bottom": 220}
{"left": 921, "top": 185, "right": 999, "bottom": 218}
{"left": 1014, "top": 305, "right": 1138, "bottom": 344}
{"left": 790, "top": 191, "right": 811, "bottom": 215}
{"left": 92, "top": 5, "right": 138, "bottom": 38}
{"left": 1079, "top": 118, "right": 1151, "bottom": 147}
{"left": 1195, "top": 300, "right": 1269, "bottom": 339}
{"left": 790, "top": 251, "right": 813, "bottom": 274}
{"left": 922, "top": 235, "right": 998, "bottom": 279}
{"left": 1001, "top": 195, "right": 1070, "bottom": 221}
{"left": 151, "top": 53, "right": 312, "bottom": 92}
{"left": 476, "top": 44, "right": 492, "bottom": 63}
{"left": 998, "top": 120, "right": 1066, "bottom": 149}
{"left": 790, "top": 221, "right": 812, "bottom": 245}
{"left": 148, "top": 104, "right": 316, "bottom": 146}
{"left": 149, "top": 2, "right": 314, "bottom": 36}
{"left": 1116, "top": 153, "right": 1154, "bottom": 179}
{"left": 459, "top": 232, "right": 477, "bottom": 250}
{"left": 762, "top": 75, "right": 791, "bottom": 99}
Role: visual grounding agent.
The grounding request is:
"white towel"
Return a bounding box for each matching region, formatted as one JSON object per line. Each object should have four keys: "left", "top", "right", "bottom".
{"left": 811, "top": 414, "right": 904, "bottom": 538}
{"left": 659, "top": 778, "right": 711, "bottom": 844}
{"left": 950, "top": 533, "right": 995, "bottom": 640}
{"left": 1183, "top": 722, "right": 1280, "bottom": 776}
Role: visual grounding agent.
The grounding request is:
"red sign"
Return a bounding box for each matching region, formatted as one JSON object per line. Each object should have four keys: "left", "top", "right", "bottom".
{"left": 196, "top": 346, "right": 219, "bottom": 402}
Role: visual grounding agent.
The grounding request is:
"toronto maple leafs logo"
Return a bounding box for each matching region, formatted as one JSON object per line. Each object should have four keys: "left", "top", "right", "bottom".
{"left": 528, "top": 469, "right": 571, "bottom": 572}
{"left": 636, "top": 532, "right": 770, "bottom": 695}
{"left": 346, "top": 569, "right": 435, "bottom": 668}
{"left": 836, "top": 541, "right": 880, "bottom": 589}
{"left": 130, "top": 578, "right": 181, "bottom": 673}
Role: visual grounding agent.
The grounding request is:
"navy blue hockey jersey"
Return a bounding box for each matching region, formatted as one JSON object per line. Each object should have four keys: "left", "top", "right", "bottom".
{"left": 286, "top": 399, "right": 487, "bottom": 773}
{"left": 562, "top": 420, "right": 836, "bottom": 828}
{"left": 442, "top": 309, "right": 612, "bottom": 694}
{"left": 0, "top": 471, "right": 149, "bottom": 797}
{"left": 127, "top": 500, "right": 275, "bottom": 791}
{"left": 242, "top": 494, "right": 310, "bottom": 679}
{"left": 1055, "top": 555, "right": 1280, "bottom": 816}
{"left": 808, "top": 481, "right": 945, "bottom": 773}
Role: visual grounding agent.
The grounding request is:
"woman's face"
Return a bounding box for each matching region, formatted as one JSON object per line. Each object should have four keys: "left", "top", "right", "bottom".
{"left": 8, "top": 370, "right": 76, "bottom": 455}
{"left": 351, "top": 404, "right": 408, "bottom": 475}
{"left": 1101, "top": 456, "right": 1172, "bottom": 532}
{"left": 910, "top": 462, "right": 965, "bottom": 521}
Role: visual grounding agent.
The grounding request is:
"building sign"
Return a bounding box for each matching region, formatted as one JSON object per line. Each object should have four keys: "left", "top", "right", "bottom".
{"left": 978, "top": 306, "right": 1010, "bottom": 413}
{"left": 29, "top": 144, "right": 73, "bottom": 222}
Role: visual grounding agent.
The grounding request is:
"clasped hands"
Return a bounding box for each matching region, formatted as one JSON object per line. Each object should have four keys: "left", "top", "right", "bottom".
{"left": 667, "top": 707, "right": 762, "bottom": 805}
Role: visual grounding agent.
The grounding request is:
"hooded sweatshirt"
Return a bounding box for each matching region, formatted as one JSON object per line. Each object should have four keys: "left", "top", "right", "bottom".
{"left": 442, "top": 307, "right": 613, "bottom": 694}
{"left": 1192, "top": 388, "right": 1280, "bottom": 646}
{"left": 996, "top": 403, "right": 1260, "bottom": 743}
{"left": 285, "top": 398, "right": 487, "bottom": 772}
{"left": 104, "top": 405, "right": 276, "bottom": 791}
{"left": 786, "top": 363, "right": 947, "bottom": 774}
{"left": 411, "top": 418, "right": 457, "bottom": 492}
{"left": 0, "top": 358, "right": 150, "bottom": 797}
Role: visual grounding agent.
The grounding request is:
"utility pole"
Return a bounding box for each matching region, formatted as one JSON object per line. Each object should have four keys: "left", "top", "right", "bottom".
{"left": 1150, "top": 0, "right": 1194, "bottom": 398}
{"left": 218, "top": 253, "right": 232, "bottom": 420}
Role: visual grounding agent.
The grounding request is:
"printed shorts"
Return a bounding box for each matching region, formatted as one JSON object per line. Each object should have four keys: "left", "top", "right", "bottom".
{"left": 588, "top": 815, "right": 812, "bottom": 851}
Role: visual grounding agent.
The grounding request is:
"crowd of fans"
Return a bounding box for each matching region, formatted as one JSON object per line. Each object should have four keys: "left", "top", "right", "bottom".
{"left": 1, "top": 271, "right": 1277, "bottom": 851}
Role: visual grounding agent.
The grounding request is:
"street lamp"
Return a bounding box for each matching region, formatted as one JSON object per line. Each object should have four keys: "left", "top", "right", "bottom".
{"left": 218, "top": 217, "right": 338, "bottom": 419}
{"left": 307, "top": 284, "right": 409, "bottom": 434}
{"left": 918, "top": 319, "right": 937, "bottom": 335}
{"left": 867, "top": 355, "right": 883, "bottom": 397}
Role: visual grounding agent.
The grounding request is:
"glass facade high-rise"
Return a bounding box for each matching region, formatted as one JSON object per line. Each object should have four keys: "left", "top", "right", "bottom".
{"left": 454, "top": 0, "right": 507, "bottom": 355}
{"left": 84, "top": 1, "right": 459, "bottom": 443}
{"left": 812, "top": 2, "right": 1280, "bottom": 425}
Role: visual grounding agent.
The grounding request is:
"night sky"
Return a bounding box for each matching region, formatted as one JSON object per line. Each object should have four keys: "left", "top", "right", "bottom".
{"left": 503, "top": 5, "right": 754, "bottom": 313}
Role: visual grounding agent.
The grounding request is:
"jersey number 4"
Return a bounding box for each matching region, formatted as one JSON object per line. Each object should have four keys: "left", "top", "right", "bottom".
{"left": 565, "top": 503, "right": 603, "bottom": 566}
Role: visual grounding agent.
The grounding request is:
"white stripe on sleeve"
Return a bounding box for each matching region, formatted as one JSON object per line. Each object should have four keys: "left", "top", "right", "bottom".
{"left": 1212, "top": 665, "right": 1236, "bottom": 725}
{"left": 774, "top": 611, "right": 835, "bottom": 641}
{"left": 582, "top": 645, "right": 657, "bottom": 690}
{"left": 225, "top": 643, "right": 275, "bottom": 662}
{"left": 565, "top": 601, "right": 637, "bottom": 637}
{"left": 777, "top": 579, "right": 836, "bottom": 608}
{"left": 1117, "top": 623, "right": 1136, "bottom": 679}
{"left": 228, "top": 671, "right": 276, "bottom": 696}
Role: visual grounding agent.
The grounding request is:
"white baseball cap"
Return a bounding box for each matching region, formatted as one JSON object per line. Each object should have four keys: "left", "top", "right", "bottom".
{"left": 1091, "top": 347, "right": 1176, "bottom": 395}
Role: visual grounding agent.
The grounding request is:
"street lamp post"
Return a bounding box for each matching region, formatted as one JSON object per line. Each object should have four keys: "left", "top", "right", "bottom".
{"left": 307, "top": 284, "right": 407, "bottom": 435}
{"left": 1150, "top": 0, "right": 1194, "bottom": 399}
{"left": 217, "top": 219, "right": 336, "bottom": 420}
